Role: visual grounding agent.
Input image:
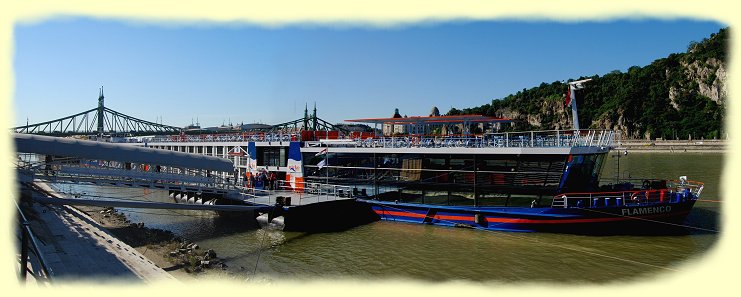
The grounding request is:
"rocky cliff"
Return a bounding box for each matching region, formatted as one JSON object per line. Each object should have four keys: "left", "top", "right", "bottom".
{"left": 449, "top": 28, "right": 728, "bottom": 140}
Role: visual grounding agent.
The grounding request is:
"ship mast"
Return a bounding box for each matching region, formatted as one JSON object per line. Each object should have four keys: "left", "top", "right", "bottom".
{"left": 568, "top": 78, "right": 591, "bottom": 131}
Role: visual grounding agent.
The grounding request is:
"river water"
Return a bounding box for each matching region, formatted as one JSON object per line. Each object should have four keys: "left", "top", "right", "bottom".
{"left": 60, "top": 152, "right": 723, "bottom": 283}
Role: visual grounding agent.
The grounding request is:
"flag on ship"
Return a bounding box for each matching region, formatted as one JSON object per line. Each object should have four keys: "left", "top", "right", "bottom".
{"left": 564, "top": 87, "right": 572, "bottom": 107}
{"left": 315, "top": 148, "right": 328, "bottom": 156}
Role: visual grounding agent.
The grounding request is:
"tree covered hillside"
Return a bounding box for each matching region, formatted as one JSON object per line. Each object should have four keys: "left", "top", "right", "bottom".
{"left": 448, "top": 28, "right": 728, "bottom": 140}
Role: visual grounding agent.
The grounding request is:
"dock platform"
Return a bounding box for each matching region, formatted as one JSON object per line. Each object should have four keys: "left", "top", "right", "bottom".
{"left": 240, "top": 190, "right": 378, "bottom": 232}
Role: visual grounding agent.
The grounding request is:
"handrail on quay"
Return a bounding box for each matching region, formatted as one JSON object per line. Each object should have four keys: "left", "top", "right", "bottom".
{"left": 15, "top": 200, "right": 53, "bottom": 284}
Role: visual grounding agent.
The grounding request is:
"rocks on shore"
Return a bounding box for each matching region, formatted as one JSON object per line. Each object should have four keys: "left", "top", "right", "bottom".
{"left": 82, "top": 205, "right": 227, "bottom": 276}
{"left": 169, "top": 240, "right": 227, "bottom": 274}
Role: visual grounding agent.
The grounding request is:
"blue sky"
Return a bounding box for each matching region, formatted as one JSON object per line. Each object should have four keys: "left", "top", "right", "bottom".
{"left": 13, "top": 18, "right": 725, "bottom": 128}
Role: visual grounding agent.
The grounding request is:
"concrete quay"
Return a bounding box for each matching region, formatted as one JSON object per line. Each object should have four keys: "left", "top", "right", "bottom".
{"left": 20, "top": 183, "right": 177, "bottom": 284}
{"left": 614, "top": 139, "right": 726, "bottom": 152}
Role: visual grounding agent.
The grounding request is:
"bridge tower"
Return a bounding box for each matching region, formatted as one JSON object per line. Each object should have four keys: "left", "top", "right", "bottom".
{"left": 97, "top": 86, "right": 105, "bottom": 137}
{"left": 303, "top": 103, "right": 309, "bottom": 131}
{"left": 312, "top": 103, "right": 318, "bottom": 131}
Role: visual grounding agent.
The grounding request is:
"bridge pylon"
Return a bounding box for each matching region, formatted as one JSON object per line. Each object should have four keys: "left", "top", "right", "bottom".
{"left": 98, "top": 86, "right": 105, "bottom": 138}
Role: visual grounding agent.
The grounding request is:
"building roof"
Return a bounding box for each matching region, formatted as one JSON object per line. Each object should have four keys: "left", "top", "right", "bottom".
{"left": 14, "top": 134, "right": 234, "bottom": 172}
{"left": 345, "top": 114, "right": 512, "bottom": 125}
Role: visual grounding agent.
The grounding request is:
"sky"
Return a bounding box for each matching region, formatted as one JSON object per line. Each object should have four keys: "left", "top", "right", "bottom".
{"left": 12, "top": 18, "right": 725, "bottom": 128}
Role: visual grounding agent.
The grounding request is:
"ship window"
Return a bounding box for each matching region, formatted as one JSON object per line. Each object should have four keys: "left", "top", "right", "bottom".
{"left": 449, "top": 155, "right": 473, "bottom": 170}
{"left": 399, "top": 189, "right": 423, "bottom": 203}
{"left": 477, "top": 193, "right": 509, "bottom": 206}
{"left": 449, "top": 191, "right": 474, "bottom": 206}
{"left": 400, "top": 159, "right": 422, "bottom": 181}
{"left": 423, "top": 190, "right": 449, "bottom": 205}
{"left": 280, "top": 147, "right": 287, "bottom": 167}
{"left": 260, "top": 147, "right": 284, "bottom": 167}
{"left": 478, "top": 155, "right": 519, "bottom": 172}
{"left": 560, "top": 154, "right": 605, "bottom": 192}
{"left": 507, "top": 194, "right": 539, "bottom": 207}
{"left": 425, "top": 156, "right": 446, "bottom": 169}
{"left": 592, "top": 154, "right": 606, "bottom": 177}
{"left": 378, "top": 154, "right": 401, "bottom": 169}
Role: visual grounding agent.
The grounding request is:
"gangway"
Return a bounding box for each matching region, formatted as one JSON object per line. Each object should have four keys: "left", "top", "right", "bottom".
{"left": 14, "top": 134, "right": 250, "bottom": 208}
{"left": 31, "top": 194, "right": 268, "bottom": 212}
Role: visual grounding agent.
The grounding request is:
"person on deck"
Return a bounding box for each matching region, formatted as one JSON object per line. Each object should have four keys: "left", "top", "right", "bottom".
{"left": 268, "top": 171, "right": 276, "bottom": 190}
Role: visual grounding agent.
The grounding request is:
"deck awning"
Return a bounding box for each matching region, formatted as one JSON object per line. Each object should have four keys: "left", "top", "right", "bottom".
{"left": 14, "top": 134, "right": 234, "bottom": 172}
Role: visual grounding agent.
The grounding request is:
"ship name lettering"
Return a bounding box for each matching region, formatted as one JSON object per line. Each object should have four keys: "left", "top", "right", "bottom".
{"left": 620, "top": 206, "right": 672, "bottom": 216}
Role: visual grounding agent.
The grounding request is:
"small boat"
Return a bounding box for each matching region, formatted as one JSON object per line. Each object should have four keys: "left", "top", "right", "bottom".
{"left": 357, "top": 177, "right": 703, "bottom": 233}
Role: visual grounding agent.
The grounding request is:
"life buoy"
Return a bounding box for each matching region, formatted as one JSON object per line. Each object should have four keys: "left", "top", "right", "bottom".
{"left": 642, "top": 180, "right": 651, "bottom": 189}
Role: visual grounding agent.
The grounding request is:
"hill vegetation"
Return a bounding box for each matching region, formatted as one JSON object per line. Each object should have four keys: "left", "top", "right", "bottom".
{"left": 447, "top": 28, "right": 728, "bottom": 140}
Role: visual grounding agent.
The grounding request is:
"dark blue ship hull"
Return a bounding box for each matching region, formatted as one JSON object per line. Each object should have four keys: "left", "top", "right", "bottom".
{"left": 358, "top": 198, "right": 698, "bottom": 234}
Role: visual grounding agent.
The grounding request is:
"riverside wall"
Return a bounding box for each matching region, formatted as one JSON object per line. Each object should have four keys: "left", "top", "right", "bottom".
{"left": 614, "top": 139, "right": 726, "bottom": 152}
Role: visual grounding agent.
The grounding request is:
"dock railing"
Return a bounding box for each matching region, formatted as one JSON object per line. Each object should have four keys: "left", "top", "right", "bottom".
{"left": 240, "top": 180, "right": 354, "bottom": 206}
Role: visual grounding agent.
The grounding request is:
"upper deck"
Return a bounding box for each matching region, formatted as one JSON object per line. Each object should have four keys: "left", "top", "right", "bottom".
{"left": 302, "top": 129, "right": 616, "bottom": 155}
{"left": 135, "top": 129, "right": 616, "bottom": 156}
{"left": 141, "top": 129, "right": 614, "bottom": 147}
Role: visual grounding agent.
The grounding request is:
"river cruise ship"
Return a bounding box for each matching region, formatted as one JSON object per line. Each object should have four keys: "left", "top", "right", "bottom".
{"left": 139, "top": 110, "right": 702, "bottom": 233}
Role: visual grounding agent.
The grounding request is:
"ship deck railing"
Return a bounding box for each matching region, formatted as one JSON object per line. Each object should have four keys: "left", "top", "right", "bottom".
{"left": 137, "top": 129, "right": 615, "bottom": 148}
{"left": 306, "top": 129, "right": 616, "bottom": 149}
{"left": 551, "top": 179, "right": 704, "bottom": 208}
{"left": 144, "top": 133, "right": 296, "bottom": 143}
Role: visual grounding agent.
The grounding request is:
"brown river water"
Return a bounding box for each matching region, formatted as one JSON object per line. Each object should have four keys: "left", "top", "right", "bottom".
{"left": 60, "top": 152, "right": 723, "bottom": 283}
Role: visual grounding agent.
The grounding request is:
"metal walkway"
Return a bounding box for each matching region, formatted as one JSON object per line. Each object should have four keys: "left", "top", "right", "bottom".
{"left": 14, "top": 134, "right": 251, "bottom": 209}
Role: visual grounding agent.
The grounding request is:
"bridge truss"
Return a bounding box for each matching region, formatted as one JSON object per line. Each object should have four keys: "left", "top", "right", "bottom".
{"left": 13, "top": 88, "right": 354, "bottom": 137}
{"left": 268, "top": 103, "right": 349, "bottom": 133}
{"left": 13, "top": 88, "right": 182, "bottom": 137}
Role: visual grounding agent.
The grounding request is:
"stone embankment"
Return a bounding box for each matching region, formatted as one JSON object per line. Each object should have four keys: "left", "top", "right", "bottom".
{"left": 21, "top": 182, "right": 229, "bottom": 283}
{"left": 615, "top": 139, "right": 726, "bottom": 153}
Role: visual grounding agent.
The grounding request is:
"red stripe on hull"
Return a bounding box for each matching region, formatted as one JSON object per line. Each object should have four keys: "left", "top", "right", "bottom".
{"left": 373, "top": 209, "right": 690, "bottom": 224}
{"left": 375, "top": 210, "right": 473, "bottom": 221}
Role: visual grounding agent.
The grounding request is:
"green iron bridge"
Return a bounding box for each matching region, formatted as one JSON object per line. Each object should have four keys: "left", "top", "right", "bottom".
{"left": 12, "top": 88, "right": 348, "bottom": 137}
